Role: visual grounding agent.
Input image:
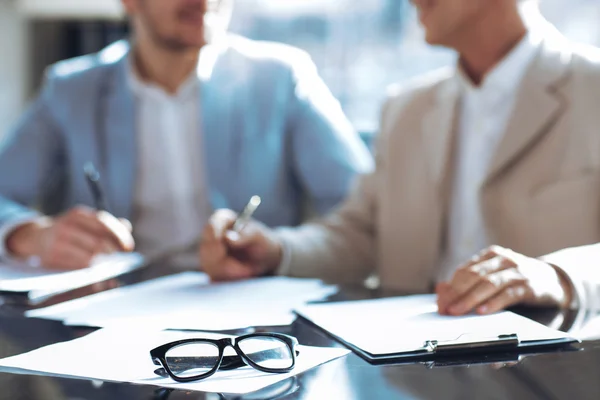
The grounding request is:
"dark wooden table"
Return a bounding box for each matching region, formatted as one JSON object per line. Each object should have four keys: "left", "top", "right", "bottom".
{"left": 0, "top": 276, "right": 599, "bottom": 400}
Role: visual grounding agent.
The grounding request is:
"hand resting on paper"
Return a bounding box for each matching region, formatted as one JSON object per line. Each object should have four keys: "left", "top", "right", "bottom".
{"left": 5, "top": 206, "right": 134, "bottom": 270}
{"left": 436, "top": 246, "right": 574, "bottom": 316}
{"left": 200, "top": 209, "right": 283, "bottom": 281}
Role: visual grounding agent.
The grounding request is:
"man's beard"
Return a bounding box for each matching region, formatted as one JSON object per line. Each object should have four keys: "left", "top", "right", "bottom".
{"left": 150, "top": 30, "right": 208, "bottom": 52}
{"left": 145, "top": 17, "right": 227, "bottom": 52}
{"left": 138, "top": 2, "right": 209, "bottom": 52}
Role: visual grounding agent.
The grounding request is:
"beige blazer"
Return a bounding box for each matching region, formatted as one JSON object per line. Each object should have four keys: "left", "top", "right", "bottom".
{"left": 278, "top": 26, "right": 600, "bottom": 310}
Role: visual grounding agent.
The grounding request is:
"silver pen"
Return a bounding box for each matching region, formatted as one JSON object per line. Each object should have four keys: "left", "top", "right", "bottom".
{"left": 232, "top": 195, "right": 262, "bottom": 232}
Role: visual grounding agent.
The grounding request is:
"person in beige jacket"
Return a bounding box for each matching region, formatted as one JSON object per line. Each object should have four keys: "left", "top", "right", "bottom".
{"left": 200, "top": 0, "right": 600, "bottom": 316}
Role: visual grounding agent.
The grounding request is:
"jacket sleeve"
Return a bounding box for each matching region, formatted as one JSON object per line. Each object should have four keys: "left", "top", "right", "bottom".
{"left": 285, "top": 52, "right": 374, "bottom": 216}
{"left": 0, "top": 73, "right": 66, "bottom": 231}
{"left": 275, "top": 96, "right": 397, "bottom": 285}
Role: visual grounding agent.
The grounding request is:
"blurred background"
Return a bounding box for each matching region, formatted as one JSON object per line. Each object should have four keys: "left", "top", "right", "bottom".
{"left": 1, "top": 0, "right": 599, "bottom": 139}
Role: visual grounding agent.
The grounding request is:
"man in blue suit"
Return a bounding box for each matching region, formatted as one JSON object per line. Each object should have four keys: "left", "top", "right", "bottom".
{"left": 0, "top": 0, "right": 372, "bottom": 271}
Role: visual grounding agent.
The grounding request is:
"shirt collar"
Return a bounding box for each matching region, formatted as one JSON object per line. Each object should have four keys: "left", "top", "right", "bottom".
{"left": 126, "top": 54, "right": 199, "bottom": 101}
{"left": 456, "top": 30, "right": 542, "bottom": 96}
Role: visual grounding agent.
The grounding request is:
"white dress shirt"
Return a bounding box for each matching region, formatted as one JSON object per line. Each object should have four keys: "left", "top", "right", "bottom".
{"left": 0, "top": 61, "right": 210, "bottom": 268}
{"left": 438, "top": 32, "right": 542, "bottom": 282}
{"left": 128, "top": 61, "right": 210, "bottom": 269}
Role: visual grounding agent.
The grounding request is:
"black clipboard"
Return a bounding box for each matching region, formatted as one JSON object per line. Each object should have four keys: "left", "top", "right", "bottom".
{"left": 294, "top": 299, "right": 580, "bottom": 365}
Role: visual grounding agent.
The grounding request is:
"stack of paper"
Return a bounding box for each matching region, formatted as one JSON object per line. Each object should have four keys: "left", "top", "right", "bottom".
{"left": 0, "top": 253, "right": 144, "bottom": 304}
{"left": 0, "top": 329, "right": 350, "bottom": 394}
{"left": 26, "top": 272, "right": 338, "bottom": 331}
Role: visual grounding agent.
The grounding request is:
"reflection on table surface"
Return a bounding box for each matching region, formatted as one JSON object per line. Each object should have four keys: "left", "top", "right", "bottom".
{"left": 1, "top": 272, "right": 600, "bottom": 400}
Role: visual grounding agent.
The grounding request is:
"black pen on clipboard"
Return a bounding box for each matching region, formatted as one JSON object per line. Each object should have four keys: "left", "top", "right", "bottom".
{"left": 232, "top": 195, "right": 262, "bottom": 232}
{"left": 84, "top": 162, "right": 110, "bottom": 212}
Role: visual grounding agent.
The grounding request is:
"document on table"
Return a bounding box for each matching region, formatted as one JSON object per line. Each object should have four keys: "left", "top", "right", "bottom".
{"left": 0, "top": 253, "right": 144, "bottom": 303}
{"left": 26, "top": 272, "right": 338, "bottom": 331}
{"left": 295, "top": 295, "right": 577, "bottom": 361}
{"left": 0, "top": 329, "right": 349, "bottom": 394}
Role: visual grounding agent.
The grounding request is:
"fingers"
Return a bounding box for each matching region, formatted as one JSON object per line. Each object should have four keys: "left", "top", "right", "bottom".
{"left": 439, "top": 245, "right": 564, "bottom": 316}
{"left": 201, "top": 210, "right": 248, "bottom": 281}
{"left": 201, "top": 212, "right": 231, "bottom": 260}
{"left": 438, "top": 246, "right": 518, "bottom": 315}
{"left": 435, "top": 282, "right": 451, "bottom": 312}
{"left": 201, "top": 210, "right": 236, "bottom": 260}
{"left": 201, "top": 211, "right": 271, "bottom": 282}
{"left": 201, "top": 233, "right": 254, "bottom": 282}
{"left": 118, "top": 218, "right": 133, "bottom": 232}
{"left": 200, "top": 224, "right": 228, "bottom": 276}
{"left": 225, "top": 227, "right": 260, "bottom": 249}
{"left": 64, "top": 207, "right": 134, "bottom": 252}
{"left": 478, "top": 285, "right": 529, "bottom": 314}
{"left": 438, "top": 251, "right": 508, "bottom": 314}
{"left": 442, "top": 245, "right": 568, "bottom": 315}
{"left": 97, "top": 211, "right": 135, "bottom": 252}
{"left": 444, "top": 257, "right": 515, "bottom": 312}
{"left": 54, "top": 222, "right": 101, "bottom": 254}
{"left": 66, "top": 206, "right": 110, "bottom": 236}
{"left": 209, "top": 209, "right": 238, "bottom": 240}
{"left": 210, "top": 259, "right": 256, "bottom": 282}
{"left": 43, "top": 241, "right": 95, "bottom": 270}
{"left": 37, "top": 206, "right": 135, "bottom": 270}
{"left": 446, "top": 269, "right": 527, "bottom": 315}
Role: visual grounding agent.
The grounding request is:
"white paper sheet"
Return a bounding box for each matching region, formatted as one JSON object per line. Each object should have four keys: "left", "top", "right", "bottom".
{"left": 0, "top": 253, "right": 144, "bottom": 303}
{"left": 26, "top": 272, "right": 338, "bottom": 331}
{"left": 0, "top": 329, "right": 349, "bottom": 394}
{"left": 295, "top": 295, "right": 573, "bottom": 356}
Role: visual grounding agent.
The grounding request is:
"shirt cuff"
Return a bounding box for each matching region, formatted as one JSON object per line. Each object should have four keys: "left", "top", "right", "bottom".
{"left": 547, "top": 261, "right": 581, "bottom": 310}
{"left": 0, "top": 215, "right": 42, "bottom": 263}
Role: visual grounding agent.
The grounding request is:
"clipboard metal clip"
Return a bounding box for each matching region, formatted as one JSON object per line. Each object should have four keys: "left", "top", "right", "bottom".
{"left": 423, "top": 333, "right": 520, "bottom": 354}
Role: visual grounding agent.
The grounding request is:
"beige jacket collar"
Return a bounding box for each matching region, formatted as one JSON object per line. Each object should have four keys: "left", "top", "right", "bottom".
{"left": 422, "top": 25, "right": 573, "bottom": 191}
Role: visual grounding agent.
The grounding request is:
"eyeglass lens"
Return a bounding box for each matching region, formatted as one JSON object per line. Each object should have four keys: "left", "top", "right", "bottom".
{"left": 165, "top": 342, "right": 220, "bottom": 378}
{"left": 238, "top": 336, "right": 294, "bottom": 369}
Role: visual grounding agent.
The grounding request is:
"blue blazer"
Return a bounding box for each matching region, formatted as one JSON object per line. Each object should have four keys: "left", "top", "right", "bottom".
{"left": 0, "top": 36, "right": 373, "bottom": 230}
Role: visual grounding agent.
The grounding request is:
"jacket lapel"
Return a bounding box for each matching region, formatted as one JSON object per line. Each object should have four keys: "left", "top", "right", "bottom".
{"left": 198, "top": 40, "right": 240, "bottom": 211}
{"left": 418, "top": 75, "right": 461, "bottom": 283}
{"left": 100, "top": 52, "right": 137, "bottom": 219}
{"left": 483, "top": 32, "right": 572, "bottom": 186}
{"left": 422, "top": 75, "right": 461, "bottom": 191}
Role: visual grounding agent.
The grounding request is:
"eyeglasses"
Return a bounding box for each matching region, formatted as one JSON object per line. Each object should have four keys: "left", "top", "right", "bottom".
{"left": 149, "top": 333, "right": 300, "bottom": 382}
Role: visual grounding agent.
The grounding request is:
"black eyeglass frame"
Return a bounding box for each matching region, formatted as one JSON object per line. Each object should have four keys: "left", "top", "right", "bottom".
{"left": 150, "top": 332, "right": 299, "bottom": 383}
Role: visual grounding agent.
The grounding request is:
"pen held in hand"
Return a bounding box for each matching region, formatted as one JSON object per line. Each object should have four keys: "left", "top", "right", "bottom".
{"left": 84, "top": 162, "right": 110, "bottom": 212}
{"left": 232, "top": 195, "right": 261, "bottom": 232}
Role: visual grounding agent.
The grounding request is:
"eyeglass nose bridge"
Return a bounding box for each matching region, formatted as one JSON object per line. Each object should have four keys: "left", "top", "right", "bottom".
{"left": 214, "top": 338, "right": 249, "bottom": 371}
{"left": 218, "top": 337, "right": 236, "bottom": 347}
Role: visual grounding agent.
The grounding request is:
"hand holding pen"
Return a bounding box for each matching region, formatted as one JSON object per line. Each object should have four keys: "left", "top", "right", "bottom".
{"left": 5, "top": 163, "right": 134, "bottom": 270}
{"left": 200, "top": 196, "right": 284, "bottom": 282}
